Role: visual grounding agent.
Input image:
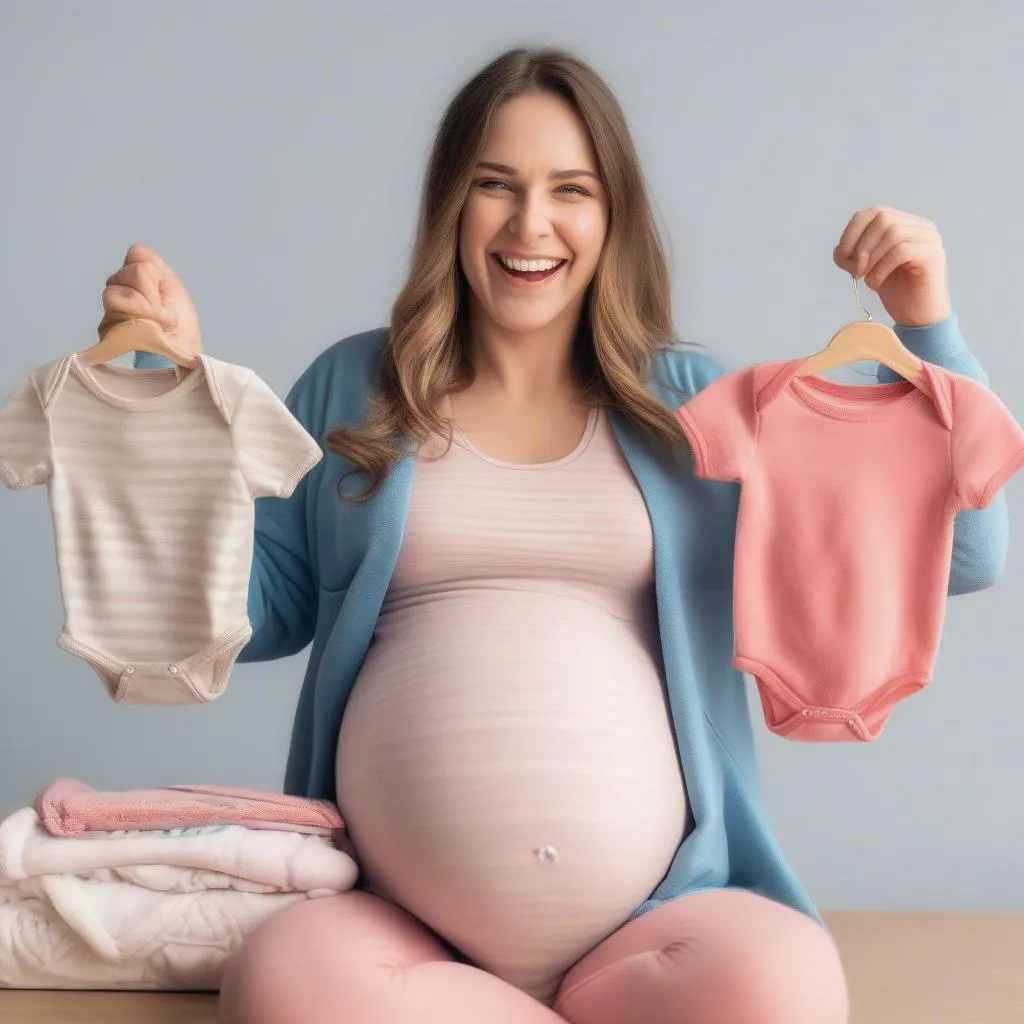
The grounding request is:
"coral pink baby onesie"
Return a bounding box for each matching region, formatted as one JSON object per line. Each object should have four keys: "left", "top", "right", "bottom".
{"left": 676, "top": 357, "right": 1024, "bottom": 741}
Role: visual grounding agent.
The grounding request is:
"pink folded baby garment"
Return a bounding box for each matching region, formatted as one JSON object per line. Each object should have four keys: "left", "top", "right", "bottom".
{"left": 35, "top": 778, "right": 343, "bottom": 838}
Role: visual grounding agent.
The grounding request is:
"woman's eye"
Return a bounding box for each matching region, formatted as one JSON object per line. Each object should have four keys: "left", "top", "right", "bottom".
{"left": 476, "top": 180, "right": 589, "bottom": 196}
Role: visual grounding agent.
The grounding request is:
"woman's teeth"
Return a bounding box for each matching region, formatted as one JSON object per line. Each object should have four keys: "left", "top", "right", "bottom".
{"left": 496, "top": 255, "right": 566, "bottom": 273}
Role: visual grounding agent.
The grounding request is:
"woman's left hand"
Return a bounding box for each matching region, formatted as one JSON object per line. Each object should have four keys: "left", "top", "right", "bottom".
{"left": 833, "top": 205, "right": 952, "bottom": 327}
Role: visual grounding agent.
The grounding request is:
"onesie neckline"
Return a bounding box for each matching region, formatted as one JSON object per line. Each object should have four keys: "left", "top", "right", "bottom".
{"left": 68, "top": 352, "right": 208, "bottom": 412}
{"left": 785, "top": 372, "right": 927, "bottom": 421}
{"left": 757, "top": 355, "right": 951, "bottom": 427}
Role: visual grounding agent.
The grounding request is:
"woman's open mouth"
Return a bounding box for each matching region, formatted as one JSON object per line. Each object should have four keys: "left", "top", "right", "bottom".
{"left": 492, "top": 253, "right": 568, "bottom": 287}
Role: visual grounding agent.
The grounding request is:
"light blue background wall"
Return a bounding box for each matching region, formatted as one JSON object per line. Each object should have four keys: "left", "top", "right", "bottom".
{"left": 2, "top": 0, "right": 1022, "bottom": 910}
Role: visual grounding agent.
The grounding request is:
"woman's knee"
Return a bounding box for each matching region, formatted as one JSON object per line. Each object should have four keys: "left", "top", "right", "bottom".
{"left": 217, "top": 890, "right": 453, "bottom": 1024}
{"left": 556, "top": 888, "right": 848, "bottom": 1024}
{"left": 708, "top": 893, "right": 849, "bottom": 1023}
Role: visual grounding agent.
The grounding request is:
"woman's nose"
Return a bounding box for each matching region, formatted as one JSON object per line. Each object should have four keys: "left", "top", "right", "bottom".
{"left": 508, "top": 191, "right": 552, "bottom": 243}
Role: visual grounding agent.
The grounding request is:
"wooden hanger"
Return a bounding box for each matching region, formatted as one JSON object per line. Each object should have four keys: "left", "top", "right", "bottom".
{"left": 79, "top": 317, "right": 201, "bottom": 369}
{"left": 795, "top": 275, "right": 925, "bottom": 384}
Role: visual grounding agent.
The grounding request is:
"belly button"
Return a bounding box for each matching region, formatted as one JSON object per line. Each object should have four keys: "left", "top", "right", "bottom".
{"left": 534, "top": 845, "right": 559, "bottom": 864}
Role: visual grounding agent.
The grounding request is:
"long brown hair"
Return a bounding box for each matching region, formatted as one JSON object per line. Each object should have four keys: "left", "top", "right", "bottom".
{"left": 326, "top": 46, "right": 689, "bottom": 501}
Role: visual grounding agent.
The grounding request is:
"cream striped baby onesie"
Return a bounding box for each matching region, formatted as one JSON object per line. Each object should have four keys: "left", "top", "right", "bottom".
{"left": 0, "top": 352, "right": 322, "bottom": 704}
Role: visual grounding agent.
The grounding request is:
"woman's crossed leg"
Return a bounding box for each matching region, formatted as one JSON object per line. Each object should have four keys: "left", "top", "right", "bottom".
{"left": 218, "top": 887, "right": 848, "bottom": 1024}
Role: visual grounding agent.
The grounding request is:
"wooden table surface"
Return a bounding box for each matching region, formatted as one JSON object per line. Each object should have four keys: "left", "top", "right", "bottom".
{"left": 1, "top": 911, "right": 1022, "bottom": 1023}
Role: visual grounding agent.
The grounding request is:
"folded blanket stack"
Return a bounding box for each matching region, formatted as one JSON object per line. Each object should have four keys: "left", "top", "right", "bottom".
{"left": 0, "top": 779, "right": 358, "bottom": 990}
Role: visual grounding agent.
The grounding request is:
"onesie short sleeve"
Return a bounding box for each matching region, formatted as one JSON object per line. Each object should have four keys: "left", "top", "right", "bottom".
{"left": 230, "top": 374, "right": 324, "bottom": 500}
{"left": 950, "top": 375, "right": 1024, "bottom": 509}
{"left": 675, "top": 366, "right": 758, "bottom": 483}
{"left": 0, "top": 373, "right": 51, "bottom": 490}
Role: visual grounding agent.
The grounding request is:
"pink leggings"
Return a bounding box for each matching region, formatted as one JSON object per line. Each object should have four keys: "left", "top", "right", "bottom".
{"left": 218, "top": 887, "right": 848, "bottom": 1023}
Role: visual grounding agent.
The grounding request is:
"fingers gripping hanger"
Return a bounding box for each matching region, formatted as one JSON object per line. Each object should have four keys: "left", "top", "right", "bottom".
{"left": 795, "top": 275, "right": 925, "bottom": 384}
{"left": 79, "top": 318, "right": 201, "bottom": 370}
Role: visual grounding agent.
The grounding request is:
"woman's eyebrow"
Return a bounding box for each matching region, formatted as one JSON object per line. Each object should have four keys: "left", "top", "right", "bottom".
{"left": 475, "top": 161, "right": 600, "bottom": 181}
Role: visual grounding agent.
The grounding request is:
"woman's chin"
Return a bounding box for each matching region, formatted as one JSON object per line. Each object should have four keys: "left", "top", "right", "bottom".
{"left": 486, "top": 303, "right": 574, "bottom": 338}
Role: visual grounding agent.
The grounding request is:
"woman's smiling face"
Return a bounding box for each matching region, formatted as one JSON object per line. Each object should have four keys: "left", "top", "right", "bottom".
{"left": 459, "top": 91, "right": 610, "bottom": 339}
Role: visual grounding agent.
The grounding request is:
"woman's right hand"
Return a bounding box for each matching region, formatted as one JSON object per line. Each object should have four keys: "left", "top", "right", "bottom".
{"left": 99, "top": 243, "right": 202, "bottom": 355}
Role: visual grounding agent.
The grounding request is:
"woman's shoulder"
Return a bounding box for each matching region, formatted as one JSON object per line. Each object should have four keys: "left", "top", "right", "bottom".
{"left": 296, "top": 325, "right": 389, "bottom": 386}
{"left": 647, "top": 341, "right": 728, "bottom": 404}
{"left": 285, "top": 326, "right": 389, "bottom": 433}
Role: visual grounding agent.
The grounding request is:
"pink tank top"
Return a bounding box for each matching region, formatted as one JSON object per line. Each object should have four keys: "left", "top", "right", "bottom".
{"left": 335, "top": 404, "right": 688, "bottom": 1002}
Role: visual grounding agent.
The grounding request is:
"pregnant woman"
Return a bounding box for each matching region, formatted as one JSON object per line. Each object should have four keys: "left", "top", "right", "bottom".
{"left": 109, "top": 46, "right": 1008, "bottom": 1024}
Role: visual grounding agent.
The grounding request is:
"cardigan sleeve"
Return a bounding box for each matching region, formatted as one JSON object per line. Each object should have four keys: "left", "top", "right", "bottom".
{"left": 879, "top": 315, "right": 1012, "bottom": 594}
{"left": 237, "top": 360, "right": 328, "bottom": 662}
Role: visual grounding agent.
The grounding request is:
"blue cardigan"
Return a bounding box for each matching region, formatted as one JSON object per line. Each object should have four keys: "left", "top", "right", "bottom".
{"left": 138, "top": 314, "right": 1008, "bottom": 923}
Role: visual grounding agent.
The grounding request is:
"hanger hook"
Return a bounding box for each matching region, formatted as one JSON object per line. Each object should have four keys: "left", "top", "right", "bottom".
{"left": 852, "top": 275, "right": 872, "bottom": 322}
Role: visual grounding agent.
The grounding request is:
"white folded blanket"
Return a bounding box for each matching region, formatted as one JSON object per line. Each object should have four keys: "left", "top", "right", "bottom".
{"left": 0, "top": 807, "right": 359, "bottom": 989}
